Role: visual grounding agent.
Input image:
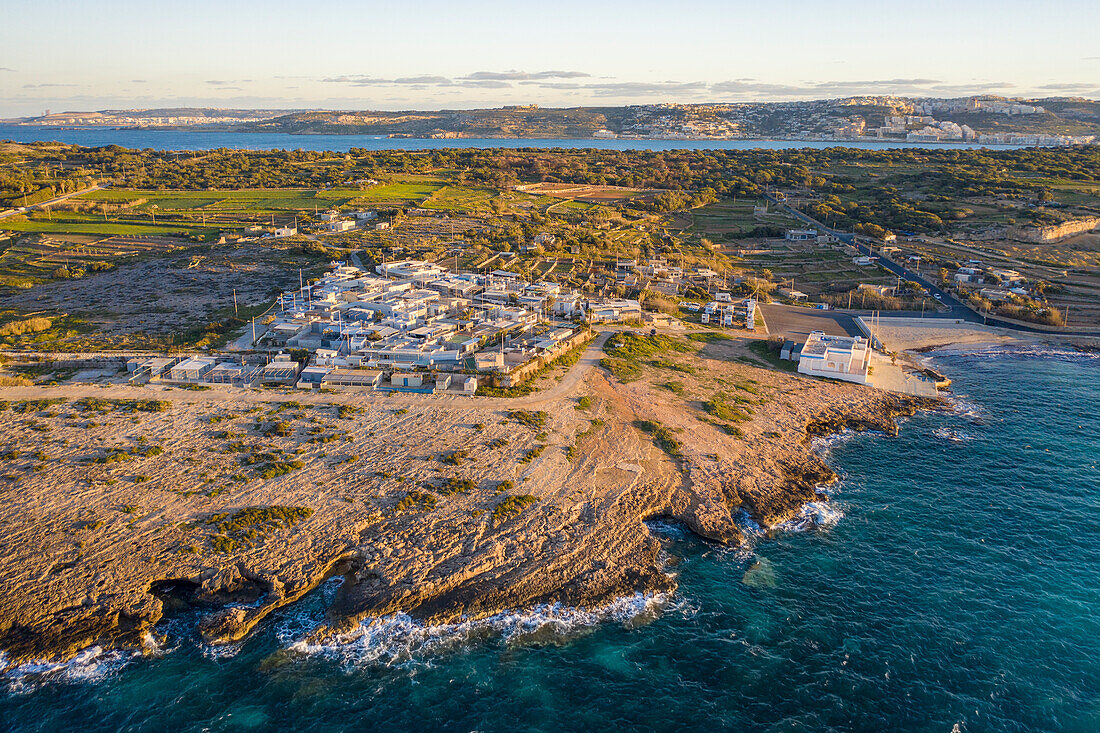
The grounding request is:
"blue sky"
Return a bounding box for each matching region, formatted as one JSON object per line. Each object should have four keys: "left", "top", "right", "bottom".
{"left": 1, "top": 0, "right": 1097, "bottom": 115}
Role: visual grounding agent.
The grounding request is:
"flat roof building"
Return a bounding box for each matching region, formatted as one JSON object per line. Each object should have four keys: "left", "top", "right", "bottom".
{"left": 797, "top": 331, "right": 871, "bottom": 385}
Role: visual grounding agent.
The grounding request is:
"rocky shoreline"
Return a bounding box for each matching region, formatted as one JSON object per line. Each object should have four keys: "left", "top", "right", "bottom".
{"left": 0, "top": 337, "right": 940, "bottom": 670}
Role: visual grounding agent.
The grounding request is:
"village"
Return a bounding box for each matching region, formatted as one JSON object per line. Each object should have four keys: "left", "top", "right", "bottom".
{"left": 117, "top": 255, "right": 759, "bottom": 395}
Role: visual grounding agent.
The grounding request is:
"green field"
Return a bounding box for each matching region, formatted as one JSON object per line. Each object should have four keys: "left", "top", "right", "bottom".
{"left": 74, "top": 183, "right": 443, "bottom": 214}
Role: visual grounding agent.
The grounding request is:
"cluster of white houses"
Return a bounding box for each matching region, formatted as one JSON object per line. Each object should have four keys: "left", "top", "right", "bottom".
{"left": 130, "top": 260, "right": 651, "bottom": 392}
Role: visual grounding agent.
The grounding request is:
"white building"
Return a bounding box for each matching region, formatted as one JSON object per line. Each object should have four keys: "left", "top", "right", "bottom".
{"left": 796, "top": 331, "right": 871, "bottom": 385}
{"left": 328, "top": 220, "right": 356, "bottom": 233}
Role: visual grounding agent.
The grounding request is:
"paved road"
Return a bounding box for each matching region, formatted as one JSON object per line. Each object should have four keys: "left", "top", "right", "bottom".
{"left": 765, "top": 193, "right": 1100, "bottom": 337}
{"left": 0, "top": 185, "right": 104, "bottom": 221}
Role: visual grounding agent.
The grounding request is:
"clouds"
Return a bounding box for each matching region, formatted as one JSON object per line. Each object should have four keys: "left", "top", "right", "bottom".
{"left": 313, "top": 71, "right": 1047, "bottom": 102}
{"left": 322, "top": 70, "right": 591, "bottom": 89}
{"left": 460, "top": 70, "right": 591, "bottom": 81}
{"left": 0, "top": 67, "right": 15, "bottom": 73}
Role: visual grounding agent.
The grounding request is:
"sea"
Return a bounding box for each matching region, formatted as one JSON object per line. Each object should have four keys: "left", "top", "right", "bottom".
{"left": 0, "top": 125, "right": 1024, "bottom": 153}
{"left": 2, "top": 348, "right": 1099, "bottom": 732}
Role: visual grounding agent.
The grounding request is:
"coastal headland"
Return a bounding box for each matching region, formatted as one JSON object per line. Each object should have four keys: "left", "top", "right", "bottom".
{"left": 0, "top": 332, "right": 932, "bottom": 667}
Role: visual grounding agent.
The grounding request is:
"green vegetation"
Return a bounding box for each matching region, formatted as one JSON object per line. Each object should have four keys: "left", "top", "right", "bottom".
{"left": 492, "top": 494, "right": 539, "bottom": 523}
{"left": 440, "top": 449, "right": 470, "bottom": 466}
{"left": 508, "top": 410, "right": 548, "bottom": 430}
{"left": 703, "top": 393, "right": 753, "bottom": 423}
{"left": 604, "top": 332, "right": 690, "bottom": 361}
{"left": 74, "top": 397, "right": 171, "bottom": 413}
{"left": 438, "top": 477, "right": 476, "bottom": 495}
{"left": 747, "top": 340, "right": 797, "bottom": 372}
{"left": 599, "top": 357, "right": 643, "bottom": 383}
{"left": 395, "top": 490, "right": 437, "bottom": 513}
{"left": 519, "top": 445, "right": 547, "bottom": 464}
{"left": 205, "top": 505, "right": 314, "bottom": 552}
{"left": 634, "top": 420, "right": 683, "bottom": 457}
{"left": 686, "top": 331, "right": 732, "bottom": 344}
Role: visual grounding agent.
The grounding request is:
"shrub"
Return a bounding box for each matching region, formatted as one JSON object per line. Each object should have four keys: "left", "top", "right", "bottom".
{"left": 519, "top": 445, "right": 546, "bottom": 464}
{"left": 492, "top": 494, "right": 539, "bottom": 523}
{"left": 395, "top": 490, "right": 437, "bottom": 513}
{"left": 508, "top": 410, "right": 548, "bottom": 430}
{"left": 438, "top": 477, "right": 476, "bottom": 495}
{"left": 634, "top": 420, "right": 682, "bottom": 457}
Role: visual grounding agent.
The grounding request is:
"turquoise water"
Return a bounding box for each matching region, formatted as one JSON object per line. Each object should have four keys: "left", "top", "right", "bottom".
{"left": 0, "top": 125, "right": 1023, "bottom": 153}
{"left": 3, "top": 347, "right": 1099, "bottom": 732}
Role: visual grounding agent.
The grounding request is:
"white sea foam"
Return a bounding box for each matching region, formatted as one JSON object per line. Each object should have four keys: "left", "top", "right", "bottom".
{"left": 287, "top": 592, "right": 670, "bottom": 670}
{"left": 810, "top": 428, "right": 860, "bottom": 457}
{"left": 947, "top": 395, "right": 985, "bottom": 423}
{"left": 2, "top": 645, "right": 139, "bottom": 694}
{"left": 932, "top": 426, "right": 972, "bottom": 443}
{"left": 779, "top": 501, "right": 845, "bottom": 533}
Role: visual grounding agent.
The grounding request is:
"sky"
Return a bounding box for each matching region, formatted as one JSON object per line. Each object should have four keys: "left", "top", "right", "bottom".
{"left": 1, "top": 0, "right": 1098, "bottom": 116}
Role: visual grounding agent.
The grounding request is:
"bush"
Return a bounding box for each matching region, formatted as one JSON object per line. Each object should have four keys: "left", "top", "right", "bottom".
{"left": 395, "top": 490, "right": 437, "bottom": 513}
{"left": 492, "top": 494, "right": 539, "bottom": 523}
{"left": 508, "top": 410, "right": 548, "bottom": 430}
{"left": 634, "top": 420, "right": 682, "bottom": 457}
{"left": 519, "top": 445, "right": 546, "bottom": 464}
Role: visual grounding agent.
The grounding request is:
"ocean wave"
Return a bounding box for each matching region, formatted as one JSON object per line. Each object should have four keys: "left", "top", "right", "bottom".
{"left": 810, "top": 428, "right": 861, "bottom": 457}
{"left": 1, "top": 645, "right": 140, "bottom": 694}
{"left": 937, "top": 344, "right": 1100, "bottom": 362}
{"left": 932, "top": 426, "right": 972, "bottom": 443}
{"left": 286, "top": 592, "right": 670, "bottom": 670}
{"left": 947, "top": 395, "right": 985, "bottom": 423}
{"left": 778, "top": 501, "right": 844, "bottom": 533}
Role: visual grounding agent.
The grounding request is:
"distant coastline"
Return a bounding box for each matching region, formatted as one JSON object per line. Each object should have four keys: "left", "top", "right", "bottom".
{"left": 0, "top": 125, "right": 1027, "bottom": 153}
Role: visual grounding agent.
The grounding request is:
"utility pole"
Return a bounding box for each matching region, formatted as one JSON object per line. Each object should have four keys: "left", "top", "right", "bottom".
{"left": 233, "top": 289, "right": 238, "bottom": 316}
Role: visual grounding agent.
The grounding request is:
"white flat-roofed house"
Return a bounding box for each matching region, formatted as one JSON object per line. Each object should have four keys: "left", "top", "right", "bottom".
{"left": 168, "top": 356, "right": 217, "bottom": 382}
{"left": 259, "top": 355, "right": 301, "bottom": 385}
{"left": 205, "top": 362, "right": 256, "bottom": 385}
{"left": 785, "top": 229, "right": 818, "bottom": 241}
{"left": 319, "top": 368, "right": 382, "bottom": 389}
{"left": 797, "top": 331, "right": 871, "bottom": 385}
{"left": 274, "top": 225, "right": 297, "bottom": 237}
{"left": 327, "top": 220, "right": 356, "bottom": 233}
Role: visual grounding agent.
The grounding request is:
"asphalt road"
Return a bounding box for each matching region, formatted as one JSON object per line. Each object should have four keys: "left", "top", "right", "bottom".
{"left": 0, "top": 185, "right": 103, "bottom": 221}
{"left": 765, "top": 194, "right": 1100, "bottom": 337}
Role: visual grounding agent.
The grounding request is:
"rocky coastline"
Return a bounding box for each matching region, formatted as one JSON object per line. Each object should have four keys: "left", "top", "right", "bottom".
{"left": 0, "top": 337, "right": 940, "bottom": 670}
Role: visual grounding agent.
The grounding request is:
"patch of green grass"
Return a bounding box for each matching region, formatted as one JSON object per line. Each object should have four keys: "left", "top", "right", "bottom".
{"left": 205, "top": 505, "right": 313, "bottom": 551}
{"left": 604, "top": 332, "right": 690, "bottom": 361}
{"left": 661, "top": 380, "right": 686, "bottom": 396}
{"left": 634, "top": 419, "right": 683, "bottom": 457}
{"left": 747, "top": 340, "right": 797, "bottom": 372}
{"left": 599, "top": 357, "right": 643, "bottom": 382}
{"left": 440, "top": 449, "right": 469, "bottom": 466}
{"left": 686, "top": 332, "right": 732, "bottom": 344}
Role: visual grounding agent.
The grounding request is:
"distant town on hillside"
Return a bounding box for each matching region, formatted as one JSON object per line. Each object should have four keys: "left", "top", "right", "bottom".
{"left": 5, "top": 96, "right": 1100, "bottom": 146}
